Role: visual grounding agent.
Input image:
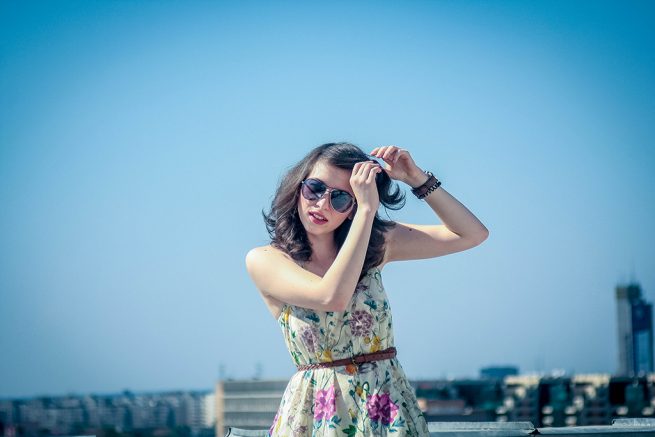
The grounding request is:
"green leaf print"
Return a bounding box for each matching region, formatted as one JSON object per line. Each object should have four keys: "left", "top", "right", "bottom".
{"left": 342, "top": 425, "right": 357, "bottom": 437}
{"left": 364, "top": 299, "right": 377, "bottom": 310}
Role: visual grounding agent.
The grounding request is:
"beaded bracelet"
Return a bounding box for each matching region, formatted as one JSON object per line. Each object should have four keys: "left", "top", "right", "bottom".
{"left": 410, "top": 171, "right": 442, "bottom": 200}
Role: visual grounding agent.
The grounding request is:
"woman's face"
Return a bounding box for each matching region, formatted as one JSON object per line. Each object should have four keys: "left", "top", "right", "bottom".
{"left": 297, "top": 161, "right": 355, "bottom": 235}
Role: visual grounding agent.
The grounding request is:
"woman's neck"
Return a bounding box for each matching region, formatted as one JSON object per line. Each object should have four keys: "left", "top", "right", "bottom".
{"left": 307, "top": 233, "right": 338, "bottom": 266}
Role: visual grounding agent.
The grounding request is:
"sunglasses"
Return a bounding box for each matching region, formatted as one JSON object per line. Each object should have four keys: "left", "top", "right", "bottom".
{"left": 299, "top": 178, "right": 356, "bottom": 213}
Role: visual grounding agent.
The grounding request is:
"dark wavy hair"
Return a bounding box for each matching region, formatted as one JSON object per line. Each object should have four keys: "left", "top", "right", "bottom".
{"left": 263, "top": 142, "right": 405, "bottom": 281}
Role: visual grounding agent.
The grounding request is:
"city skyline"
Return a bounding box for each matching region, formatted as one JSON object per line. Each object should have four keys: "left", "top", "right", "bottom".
{"left": 1, "top": 1, "right": 654, "bottom": 399}
{"left": 3, "top": 372, "right": 653, "bottom": 434}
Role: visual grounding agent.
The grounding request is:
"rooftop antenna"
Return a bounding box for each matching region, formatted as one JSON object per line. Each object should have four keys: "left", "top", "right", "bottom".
{"left": 218, "top": 362, "right": 226, "bottom": 381}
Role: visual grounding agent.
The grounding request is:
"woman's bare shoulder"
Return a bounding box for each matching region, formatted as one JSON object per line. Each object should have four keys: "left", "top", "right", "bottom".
{"left": 246, "top": 244, "right": 290, "bottom": 266}
{"left": 245, "top": 245, "right": 289, "bottom": 318}
{"left": 245, "top": 244, "right": 298, "bottom": 283}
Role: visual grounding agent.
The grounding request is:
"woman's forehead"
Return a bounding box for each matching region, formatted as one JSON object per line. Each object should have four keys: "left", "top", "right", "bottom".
{"left": 307, "top": 162, "right": 352, "bottom": 192}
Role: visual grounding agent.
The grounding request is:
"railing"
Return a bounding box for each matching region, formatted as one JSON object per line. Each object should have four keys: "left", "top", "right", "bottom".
{"left": 225, "top": 418, "right": 655, "bottom": 436}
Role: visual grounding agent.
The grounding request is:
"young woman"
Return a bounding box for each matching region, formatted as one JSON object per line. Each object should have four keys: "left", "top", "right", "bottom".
{"left": 245, "top": 142, "right": 488, "bottom": 436}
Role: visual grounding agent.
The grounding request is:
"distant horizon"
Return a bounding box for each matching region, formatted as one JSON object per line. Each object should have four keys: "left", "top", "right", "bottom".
{"left": 0, "top": 367, "right": 635, "bottom": 400}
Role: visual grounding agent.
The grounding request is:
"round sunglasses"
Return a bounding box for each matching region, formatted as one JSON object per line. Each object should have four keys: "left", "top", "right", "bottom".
{"left": 299, "top": 178, "right": 356, "bottom": 213}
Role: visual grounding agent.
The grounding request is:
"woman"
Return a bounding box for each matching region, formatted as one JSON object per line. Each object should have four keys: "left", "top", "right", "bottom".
{"left": 245, "top": 142, "right": 488, "bottom": 436}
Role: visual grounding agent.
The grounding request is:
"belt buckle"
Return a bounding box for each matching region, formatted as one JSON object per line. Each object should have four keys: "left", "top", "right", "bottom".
{"left": 350, "top": 355, "right": 360, "bottom": 373}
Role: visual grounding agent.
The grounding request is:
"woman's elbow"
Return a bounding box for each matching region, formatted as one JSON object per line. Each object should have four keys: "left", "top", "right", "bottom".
{"left": 465, "top": 226, "right": 489, "bottom": 248}
{"left": 323, "top": 294, "right": 350, "bottom": 312}
{"left": 473, "top": 227, "right": 489, "bottom": 245}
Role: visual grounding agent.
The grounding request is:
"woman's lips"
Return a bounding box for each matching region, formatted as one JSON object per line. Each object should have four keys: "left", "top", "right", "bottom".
{"left": 308, "top": 211, "right": 328, "bottom": 225}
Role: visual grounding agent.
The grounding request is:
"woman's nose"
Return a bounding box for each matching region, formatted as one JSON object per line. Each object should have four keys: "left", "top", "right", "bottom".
{"left": 315, "top": 195, "right": 331, "bottom": 210}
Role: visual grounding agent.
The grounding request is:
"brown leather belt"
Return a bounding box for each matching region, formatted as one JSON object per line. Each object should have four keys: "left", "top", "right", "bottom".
{"left": 296, "top": 347, "right": 397, "bottom": 372}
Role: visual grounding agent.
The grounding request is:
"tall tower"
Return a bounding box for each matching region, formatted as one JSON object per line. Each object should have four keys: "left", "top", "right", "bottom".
{"left": 616, "top": 283, "right": 654, "bottom": 376}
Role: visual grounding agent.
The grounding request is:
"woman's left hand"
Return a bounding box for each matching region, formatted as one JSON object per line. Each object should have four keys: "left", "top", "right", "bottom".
{"left": 370, "top": 145, "right": 426, "bottom": 186}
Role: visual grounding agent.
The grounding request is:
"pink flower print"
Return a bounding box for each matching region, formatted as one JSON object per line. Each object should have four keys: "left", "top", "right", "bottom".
{"left": 366, "top": 392, "right": 399, "bottom": 425}
{"left": 350, "top": 310, "right": 373, "bottom": 337}
{"left": 313, "top": 384, "right": 337, "bottom": 421}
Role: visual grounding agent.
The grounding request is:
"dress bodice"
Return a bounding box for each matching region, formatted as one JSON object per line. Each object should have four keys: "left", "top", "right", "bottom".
{"left": 277, "top": 266, "right": 394, "bottom": 366}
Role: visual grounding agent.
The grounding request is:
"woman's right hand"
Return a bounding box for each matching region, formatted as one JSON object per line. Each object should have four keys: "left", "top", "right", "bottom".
{"left": 350, "top": 160, "right": 382, "bottom": 212}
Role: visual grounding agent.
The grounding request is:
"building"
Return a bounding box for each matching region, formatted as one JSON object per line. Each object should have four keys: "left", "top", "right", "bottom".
{"left": 412, "top": 378, "right": 501, "bottom": 422}
{"left": 501, "top": 374, "right": 540, "bottom": 424}
{"left": 214, "top": 379, "right": 286, "bottom": 437}
{"left": 571, "top": 374, "right": 611, "bottom": 426}
{"left": 616, "top": 283, "right": 654, "bottom": 376}
{"left": 0, "top": 390, "right": 214, "bottom": 437}
{"left": 480, "top": 366, "right": 519, "bottom": 380}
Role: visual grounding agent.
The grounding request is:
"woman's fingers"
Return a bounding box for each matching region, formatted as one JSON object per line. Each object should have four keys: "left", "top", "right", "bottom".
{"left": 365, "top": 162, "right": 381, "bottom": 181}
{"left": 352, "top": 161, "right": 362, "bottom": 176}
{"left": 366, "top": 165, "right": 381, "bottom": 183}
{"left": 350, "top": 160, "right": 381, "bottom": 209}
{"left": 383, "top": 147, "right": 399, "bottom": 162}
{"left": 353, "top": 161, "right": 370, "bottom": 177}
{"left": 352, "top": 161, "right": 380, "bottom": 178}
{"left": 381, "top": 146, "right": 394, "bottom": 161}
{"left": 371, "top": 145, "right": 402, "bottom": 163}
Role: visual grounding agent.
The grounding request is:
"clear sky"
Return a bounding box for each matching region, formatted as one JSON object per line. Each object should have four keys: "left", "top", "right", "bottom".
{"left": 1, "top": 0, "right": 654, "bottom": 399}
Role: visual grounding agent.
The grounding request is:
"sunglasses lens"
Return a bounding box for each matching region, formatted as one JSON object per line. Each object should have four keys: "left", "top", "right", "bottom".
{"left": 301, "top": 179, "right": 325, "bottom": 200}
{"left": 331, "top": 191, "right": 353, "bottom": 213}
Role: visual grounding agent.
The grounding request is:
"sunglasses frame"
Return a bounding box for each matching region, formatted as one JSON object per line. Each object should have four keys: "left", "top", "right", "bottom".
{"left": 299, "top": 178, "right": 357, "bottom": 214}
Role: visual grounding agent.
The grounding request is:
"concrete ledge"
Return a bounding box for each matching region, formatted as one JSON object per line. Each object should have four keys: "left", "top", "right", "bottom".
{"left": 428, "top": 421, "right": 535, "bottom": 435}
{"left": 225, "top": 419, "right": 655, "bottom": 436}
{"left": 225, "top": 429, "right": 268, "bottom": 437}
{"left": 536, "top": 418, "right": 655, "bottom": 436}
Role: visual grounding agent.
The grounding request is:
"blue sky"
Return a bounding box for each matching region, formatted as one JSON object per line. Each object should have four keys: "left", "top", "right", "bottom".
{"left": 1, "top": 0, "right": 654, "bottom": 398}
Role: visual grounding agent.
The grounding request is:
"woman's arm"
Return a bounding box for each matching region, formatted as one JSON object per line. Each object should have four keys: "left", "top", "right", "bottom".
{"left": 246, "top": 206, "right": 376, "bottom": 312}
{"left": 246, "top": 161, "right": 382, "bottom": 312}
{"left": 370, "top": 146, "right": 489, "bottom": 265}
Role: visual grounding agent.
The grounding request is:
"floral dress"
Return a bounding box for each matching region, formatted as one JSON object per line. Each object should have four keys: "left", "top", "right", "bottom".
{"left": 269, "top": 265, "right": 429, "bottom": 436}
